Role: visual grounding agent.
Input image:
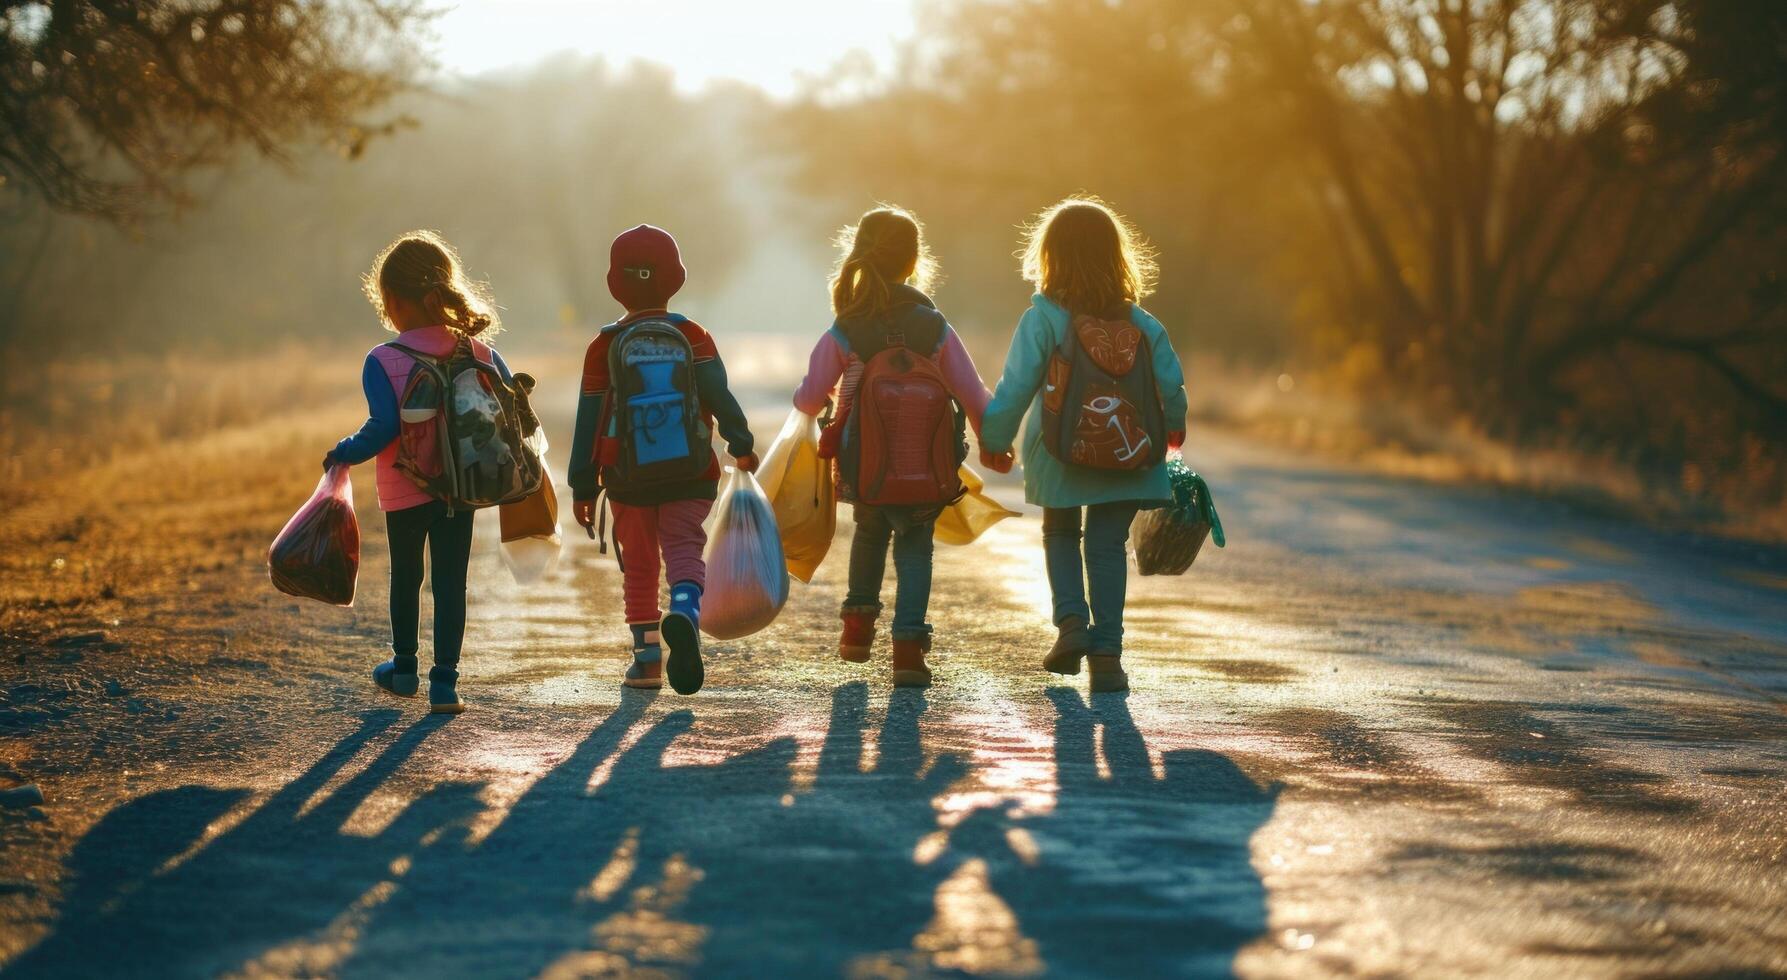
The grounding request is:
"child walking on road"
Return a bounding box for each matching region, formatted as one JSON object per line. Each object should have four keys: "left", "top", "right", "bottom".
{"left": 569, "top": 225, "right": 757, "bottom": 696}
{"left": 979, "top": 199, "right": 1188, "bottom": 692}
{"left": 325, "top": 231, "right": 522, "bottom": 714}
{"left": 793, "top": 206, "right": 993, "bottom": 688}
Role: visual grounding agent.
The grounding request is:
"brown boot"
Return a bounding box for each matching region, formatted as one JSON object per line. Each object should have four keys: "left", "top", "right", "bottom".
{"left": 892, "top": 636, "right": 932, "bottom": 688}
{"left": 1042, "top": 616, "right": 1091, "bottom": 675}
{"left": 1087, "top": 652, "right": 1128, "bottom": 693}
{"left": 839, "top": 607, "right": 877, "bottom": 664}
{"left": 623, "top": 659, "right": 663, "bottom": 690}
{"left": 624, "top": 626, "right": 663, "bottom": 689}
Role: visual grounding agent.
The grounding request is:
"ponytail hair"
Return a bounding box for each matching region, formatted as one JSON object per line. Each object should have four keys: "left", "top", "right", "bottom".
{"left": 363, "top": 230, "right": 502, "bottom": 337}
{"left": 829, "top": 205, "right": 938, "bottom": 318}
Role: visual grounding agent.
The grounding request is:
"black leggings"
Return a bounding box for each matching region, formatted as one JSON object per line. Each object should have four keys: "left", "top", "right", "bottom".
{"left": 385, "top": 501, "right": 475, "bottom": 668}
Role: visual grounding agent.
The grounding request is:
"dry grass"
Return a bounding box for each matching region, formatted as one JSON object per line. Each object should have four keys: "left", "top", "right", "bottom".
{"left": 0, "top": 345, "right": 348, "bottom": 497}
{"left": 1181, "top": 354, "right": 1787, "bottom": 544}
{"left": 0, "top": 347, "right": 368, "bottom": 630}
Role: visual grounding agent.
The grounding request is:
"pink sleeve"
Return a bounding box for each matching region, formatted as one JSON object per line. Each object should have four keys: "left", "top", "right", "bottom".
{"left": 793, "top": 330, "right": 849, "bottom": 416}
{"left": 937, "top": 328, "right": 992, "bottom": 436}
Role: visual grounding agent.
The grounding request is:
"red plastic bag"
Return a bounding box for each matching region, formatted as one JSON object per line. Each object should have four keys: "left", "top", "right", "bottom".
{"left": 269, "top": 465, "right": 361, "bottom": 605}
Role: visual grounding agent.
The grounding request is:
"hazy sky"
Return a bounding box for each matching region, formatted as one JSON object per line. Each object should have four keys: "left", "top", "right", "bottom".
{"left": 431, "top": 0, "right": 919, "bottom": 96}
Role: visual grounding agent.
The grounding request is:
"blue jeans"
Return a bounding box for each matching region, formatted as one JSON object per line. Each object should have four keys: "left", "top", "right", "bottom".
{"left": 1042, "top": 502, "right": 1142, "bottom": 653}
{"left": 386, "top": 500, "right": 475, "bottom": 668}
{"left": 844, "top": 505, "right": 938, "bottom": 640}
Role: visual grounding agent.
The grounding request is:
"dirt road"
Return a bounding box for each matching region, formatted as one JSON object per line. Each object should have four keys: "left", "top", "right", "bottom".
{"left": 2, "top": 378, "right": 1785, "bottom": 977}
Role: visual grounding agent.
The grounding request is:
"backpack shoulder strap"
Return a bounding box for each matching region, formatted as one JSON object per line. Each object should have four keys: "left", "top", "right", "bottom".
{"left": 900, "top": 305, "right": 947, "bottom": 356}
{"left": 846, "top": 302, "right": 935, "bottom": 361}
{"left": 383, "top": 341, "right": 434, "bottom": 363}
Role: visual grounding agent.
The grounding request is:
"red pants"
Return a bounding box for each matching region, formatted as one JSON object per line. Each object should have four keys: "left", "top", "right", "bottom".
{"left": 609, "top": 498, "right": 712, "bottom": 624}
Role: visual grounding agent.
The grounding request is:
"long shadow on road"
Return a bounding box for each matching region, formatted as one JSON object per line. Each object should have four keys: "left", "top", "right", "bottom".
{"left": 338, "top": 691, "right": 723, "bottom": 977}
{"left": 951, "top": 688, "right": 1279, "bottom": 977}
{"left": 672, "top": 682, "right": 968, "bottom": 975}
{"left": 3, "top": 710, "right": 481, "bottom": 979}
{"left": 8, "top": 686, "right": 1278, "bottom": 977}
{"left": 345, "top": 682, "right": 962, "bottom": 976}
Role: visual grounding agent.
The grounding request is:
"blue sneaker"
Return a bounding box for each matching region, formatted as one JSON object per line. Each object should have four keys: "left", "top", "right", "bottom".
{"left": 661, "top": 581, "right": 704, "bottom": 695}
{"left": 624, "top": 625, "right": 663, "bottom": 690}
{"left": 373, "top": 656, "right": 419, "bottom": 698}
{"left": 429, "top": 666, "right": 465, "bottom": 715}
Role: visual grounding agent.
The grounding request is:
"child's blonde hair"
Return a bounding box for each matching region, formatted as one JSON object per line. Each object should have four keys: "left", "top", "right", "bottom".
{"left": 830, "top": 206, "right": 939, "bottom": 318}
{"left": 363, "top": 230, "right": 501, "bottom": 336}
{"left": 1021, "top": 197, "right": 1156, "bottom": 316}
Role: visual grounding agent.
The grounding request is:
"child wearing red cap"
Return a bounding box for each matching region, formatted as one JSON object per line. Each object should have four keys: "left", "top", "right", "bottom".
{"left": 569, "top": 225, "right": 757, "bottom": 695}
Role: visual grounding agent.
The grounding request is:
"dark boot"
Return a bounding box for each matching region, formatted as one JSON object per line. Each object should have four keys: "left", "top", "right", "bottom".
{"left": 661, "top": 581, "right": 704, "bottom": 696}
{"left": 892, "top": 637, "right": 932, "bottom": 688}
{"left": 429, "top": 665, "right": 465, "bottom": 714}
{"left": 624, "top": 624, "right": 663, "bottom": 690}
{"left": 1043, "top": 616, "right": 1091, "bottom": 675}
{"left": 373, "top": 654, "right": 419, "bottom": 698}
{"left": 839, "top": 606, "right": 877, "bottom": 664}
{"left": 1087, "top": 652, "right": 1128, "bottom": 693}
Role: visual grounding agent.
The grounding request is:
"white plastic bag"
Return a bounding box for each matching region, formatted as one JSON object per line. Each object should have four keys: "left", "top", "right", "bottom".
{"left": 499, "top": 432, "right": 562, "bottom": 584}
{"left": 500, "top": 529, "right": 562, "bottom": 584}
{"left": 701, "top": 467, "right": 789, "bottom": 639}
{"left": 756, "top": 408, "right": 836, "bottom": 582}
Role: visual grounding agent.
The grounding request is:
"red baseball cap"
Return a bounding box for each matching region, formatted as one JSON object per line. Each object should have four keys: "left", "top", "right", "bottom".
{"left": 607, "top": 224, "right": 686, "bottom": 310}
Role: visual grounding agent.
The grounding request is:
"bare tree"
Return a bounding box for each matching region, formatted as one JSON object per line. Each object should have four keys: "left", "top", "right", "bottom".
{"left": 1228, "top": 0, "right": 1787, "bottom": 432}
{"left": 0, "top": 0, "right": 434, "bottom": 222}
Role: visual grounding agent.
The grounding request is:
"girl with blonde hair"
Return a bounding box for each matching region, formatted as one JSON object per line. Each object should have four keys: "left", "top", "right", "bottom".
{"left": 979, "top": 198, "right": 1188, "bottom": 692}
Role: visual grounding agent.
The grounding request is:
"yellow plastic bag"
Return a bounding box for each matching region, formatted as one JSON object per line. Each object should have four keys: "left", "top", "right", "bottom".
{"left": 936, "top": 465, "right": 1020, "bottom": 546}
{"left": 756, "top": 408, "right": 837, "bottom": 583}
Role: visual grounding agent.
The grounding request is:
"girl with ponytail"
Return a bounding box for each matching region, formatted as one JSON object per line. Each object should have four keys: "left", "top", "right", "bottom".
{"left": 323, "top": 230, "right": 515, "bottom": 714}
{"left": 792, "top": 206, "right": 995, "bottom": 687}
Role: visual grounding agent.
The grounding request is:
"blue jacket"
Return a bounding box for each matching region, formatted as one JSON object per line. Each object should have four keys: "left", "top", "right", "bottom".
{"left": 980, "top": 294, "right": 1188, "bottom": 508}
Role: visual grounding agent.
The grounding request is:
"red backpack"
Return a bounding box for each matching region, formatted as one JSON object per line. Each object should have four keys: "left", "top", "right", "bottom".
{"left": 833, "top": 312, "right": 967, "bottom": 507}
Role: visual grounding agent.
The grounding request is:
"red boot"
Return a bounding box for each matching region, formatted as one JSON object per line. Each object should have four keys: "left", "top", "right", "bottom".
{"left": 893, "top": 636, "right": 932, "bottom": 688}
{"left": 839, "top": 607, "right": 877, "bottom": 664}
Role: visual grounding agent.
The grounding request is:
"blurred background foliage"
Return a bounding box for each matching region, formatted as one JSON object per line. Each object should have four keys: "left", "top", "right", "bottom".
{"left": 2, "top": 0, "right": 1784, "bottom": 527}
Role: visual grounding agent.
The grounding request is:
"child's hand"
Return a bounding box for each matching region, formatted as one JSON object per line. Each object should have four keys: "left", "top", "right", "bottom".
{"left": 817, "top": 420, "right": 843, "bottom": 459}
{"left": 980, "top": 448, "right": 1014, "bottom": 474}
{"left": 1167, "top": 430, "right": 1185, "bottom": 451}
{"left": 573, "top": 498, "right": 597, "bottom": 529}
{"left": 322, "top": 452, "right": 340, "bottom": 472}
{"left": 735, "top": 453, "right": 760, "bottom": 474}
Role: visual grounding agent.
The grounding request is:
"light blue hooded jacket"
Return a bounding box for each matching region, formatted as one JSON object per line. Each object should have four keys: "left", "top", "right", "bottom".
{"left": 980, "top": 294, "right": 1188, "bottom": 508}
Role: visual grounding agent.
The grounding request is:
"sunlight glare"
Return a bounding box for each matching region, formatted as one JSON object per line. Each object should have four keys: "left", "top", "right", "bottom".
{"left": 432, "top": 0, "right": 917, "bottom": 97}
{"left": 912, "top": 860, "right": 1044, "bottom": 975}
